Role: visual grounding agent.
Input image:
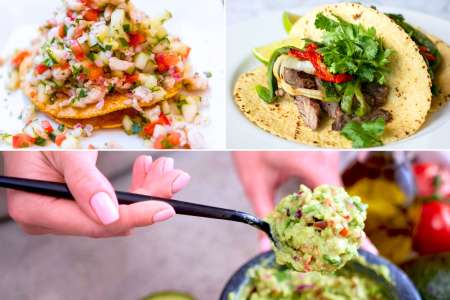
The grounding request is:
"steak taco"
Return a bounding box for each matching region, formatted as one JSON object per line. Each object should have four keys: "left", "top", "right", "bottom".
{"left": 234, "top": 3, "right": 433, "bottom": 148}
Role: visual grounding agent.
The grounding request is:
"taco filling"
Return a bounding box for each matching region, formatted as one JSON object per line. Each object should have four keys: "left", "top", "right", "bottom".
{"left": 387, "top": 13, "right": 442, "bottom": 95}
{"left": 256, "top": 13, "right": 395, "bottom": 145}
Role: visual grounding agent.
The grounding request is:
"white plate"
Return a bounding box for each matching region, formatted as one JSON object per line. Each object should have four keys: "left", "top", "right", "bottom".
{"left": 0, "top": 0, "right": 225, "bottom": 149}
{"left": 227, "top": 5, "right": 450, "bottom": 149}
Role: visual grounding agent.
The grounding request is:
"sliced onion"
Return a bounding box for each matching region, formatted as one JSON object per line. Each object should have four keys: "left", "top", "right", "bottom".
{"left": 279, "top": 79, "right": 323, "bottom": 101}
{"left": 281, "top": 56, "right": 316, "bottom": 75}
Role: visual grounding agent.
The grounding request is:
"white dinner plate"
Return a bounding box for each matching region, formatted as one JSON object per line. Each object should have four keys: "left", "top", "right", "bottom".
{"left": 0, "top": 0, "right": 225, "bottom": 149}
{"left": 227, "top": 5, "right": 450, "bottom": 149}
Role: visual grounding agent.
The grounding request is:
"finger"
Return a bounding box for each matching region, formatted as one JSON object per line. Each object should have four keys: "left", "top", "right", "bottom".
{"left": 111, "top": 201, "right": 176, "bottom": 231}
{"left": 19, "top": 224, "right": 52, "bottom": 236}
{"left": 130, "top": 155, "right": 152, "bottom": 191}
{"left": 136, "top": 169, "right": 190, "bottom": 198}
{"left": 260, "top": 235, "right": 272, "bottom": 252}
{"left": 59, "top": 152, "right": 119, "bottom": 225}
{"left": 361, "top": 236, "right": 379, "bottom": 255}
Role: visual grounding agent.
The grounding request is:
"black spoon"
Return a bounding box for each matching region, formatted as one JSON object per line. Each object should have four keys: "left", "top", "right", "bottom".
{"left": 0, "top": 176, "right": 278, "bottom": 245}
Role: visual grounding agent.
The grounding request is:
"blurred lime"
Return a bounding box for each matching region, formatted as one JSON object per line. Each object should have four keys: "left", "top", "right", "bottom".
{"left": 141, "top": 291, "right": 195, "bottom": 300}
{"left": 253, "top": 37, "right": 304, "bottom": 64}
{"left": 282, "top": 11, "right": 301, "bottom": 33}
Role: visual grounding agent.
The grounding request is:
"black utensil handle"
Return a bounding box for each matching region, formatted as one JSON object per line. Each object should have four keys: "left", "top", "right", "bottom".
{"left": 0, "top": 176, "right": 264, "bottom": 228}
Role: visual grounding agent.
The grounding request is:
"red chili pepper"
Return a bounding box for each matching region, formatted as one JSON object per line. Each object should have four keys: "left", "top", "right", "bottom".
{"left": 419, "top": 46, "right": 437, "bottom": 62}
{"left": 288, "top": 44, "right": 352, "bottom": 84}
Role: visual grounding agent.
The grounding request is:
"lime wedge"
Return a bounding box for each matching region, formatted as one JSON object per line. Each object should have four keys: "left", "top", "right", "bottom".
{"left": 253, "top": 37, "right": 304, "bottom": 64}
{"left": 282, "top": 11, "right": 301, "bottom": 34}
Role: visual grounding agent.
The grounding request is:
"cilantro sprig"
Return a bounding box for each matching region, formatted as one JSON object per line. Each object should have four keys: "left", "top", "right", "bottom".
{"left": 315, "top": 13, "right": 394, "bottom": 85}
{"left": 341, "top": 118, "right": 385, "bottom": 148}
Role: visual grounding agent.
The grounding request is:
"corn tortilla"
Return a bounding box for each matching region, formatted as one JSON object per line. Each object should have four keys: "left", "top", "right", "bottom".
{"left": 234, "top": 3, "right": 432, "bottom": 148}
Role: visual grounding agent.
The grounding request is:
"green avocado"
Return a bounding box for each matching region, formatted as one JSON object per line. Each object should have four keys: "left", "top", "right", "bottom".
{"left": 141, "top": 291, "right": 195, "bottom": 300}
{"left": 402, "top": 252, "right": 450, "bottom": 300}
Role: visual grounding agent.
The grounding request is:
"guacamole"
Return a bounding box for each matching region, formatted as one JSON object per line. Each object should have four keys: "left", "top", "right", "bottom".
{"left": 266, "top": 185, "right": 367, "bottom": 272}
{"left": 231, "top": 257, "right": 391, "bottom": 300}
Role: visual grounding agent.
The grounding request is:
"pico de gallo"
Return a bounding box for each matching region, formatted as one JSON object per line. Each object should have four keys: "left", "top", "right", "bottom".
{"left": 5, "top": 0, "right": 209, "bottom": 149}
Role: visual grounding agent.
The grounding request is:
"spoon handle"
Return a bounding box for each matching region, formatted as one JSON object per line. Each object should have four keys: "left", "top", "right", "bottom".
{"left": 0, "top": 176, "right": 268, "bottom": 230}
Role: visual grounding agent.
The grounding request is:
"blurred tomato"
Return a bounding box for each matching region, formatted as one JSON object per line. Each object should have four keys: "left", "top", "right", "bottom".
{"left": 413, "top": 201, "right": 450, "bottom": 255}
{"left": 413, "top": 163, "right": 450, "bottom": 200}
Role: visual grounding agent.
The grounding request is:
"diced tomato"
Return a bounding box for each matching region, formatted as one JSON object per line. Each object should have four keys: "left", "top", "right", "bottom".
{"left": 41, "top": 120, "right": 54, "bottom": 134}
{"left": 12, "top": 50, "right": 31, "bottom": 68}
{"left": 129, "top": 32, "right": 146, "bottom": 47}
{"left": 79, "top": 0, "right": 93, "bottom": 7}
{"left": 12, "top": 133, "right": 35, "bottom": 148}
{"left": 70, "top": 40, "right": 86, "bottom": 60}
{"left": 55, "top": 134, "right": 66, "bottom": 146}
{"left": 143, "top": 113, "right": 171, "bottom": 137}
{"left": 35, "top": 64, "right": 49, "bottom": 75}
{"left": 83, "top": 9, "right": 99, "bottom": 21}
{"left": 84, "top": 63, "right": 104, "bottom": 81}
{"left": 155, "top": 52, "right": 179, "bottom": 73}
{"left": 72, "top": 26, "right": 85, "bottom": 39}
{"left": 58, "top": 24, "right": 66, "bottom": 38}
{"left": 288, "top": 44, "right": 352, "bottom": 84}
{"left": 154, "top": 132, "right": 181, "bottom": 149}
{"left": 67, "top": 9, "right": 76, "bottom": 20}
{"left": 339, "top": 228, "right": 349, "bottom": 237}
{"left": 125, "top": 73, "right": 139, "bottom": 84}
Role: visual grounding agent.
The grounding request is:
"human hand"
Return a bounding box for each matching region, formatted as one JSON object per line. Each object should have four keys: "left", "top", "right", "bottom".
{"left": 233, "top": 151, "right": 378, "bottom": 254}
{"left": 3, "top": 152, "right": 190, "bottom": 237}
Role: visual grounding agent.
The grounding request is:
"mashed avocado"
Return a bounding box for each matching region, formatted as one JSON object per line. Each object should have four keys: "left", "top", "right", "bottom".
{"left": 231, "top": 257, "right": 391, "bottom": 300}
{"left": 266, "top": 185, "right": 367, "bottom": 272}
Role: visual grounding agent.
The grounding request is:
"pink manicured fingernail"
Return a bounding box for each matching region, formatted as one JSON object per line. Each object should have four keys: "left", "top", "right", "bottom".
{"left": 144, "top": 156, "right": 153, "bottom": 173}
{"left": 160, "top": 158, "right": 174, "bottom": 173}
{"left": 260, "top": 237, "right": 272, "bottom": 252}
{"left": 172, "top": 172, "right": 191, "bottom": 193}
{"left": 90, "top": 192, "right": 119, "bottom": 225}
{"left": 153, "top": 208, "right": 175, "bottom": 223}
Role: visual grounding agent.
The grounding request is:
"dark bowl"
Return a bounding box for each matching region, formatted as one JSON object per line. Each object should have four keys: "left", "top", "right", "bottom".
{"left": 220, "top": 250, "right": 421, "bottom": 300}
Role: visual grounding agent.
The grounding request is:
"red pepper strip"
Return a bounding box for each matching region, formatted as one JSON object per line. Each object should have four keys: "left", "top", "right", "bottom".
{"left": 419, "top": 46, "right": 437, "bottom": 62}
{"left": 288, "top": 44, "right": 352, "bottom": 84}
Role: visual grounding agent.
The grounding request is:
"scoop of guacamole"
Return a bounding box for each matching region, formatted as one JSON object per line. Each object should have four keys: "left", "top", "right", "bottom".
{"left": 266, "top": 185, "right": 367, "bottom": 273}
{"left": 231, "top": 256, "right": 391, "bottom": 300}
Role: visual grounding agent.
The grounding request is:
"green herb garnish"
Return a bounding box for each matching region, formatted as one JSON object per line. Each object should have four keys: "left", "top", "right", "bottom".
{"left": 341, "top": 118, "right": 385, "bottom": 148}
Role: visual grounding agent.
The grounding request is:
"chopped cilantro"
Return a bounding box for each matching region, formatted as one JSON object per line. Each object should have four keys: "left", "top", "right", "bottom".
{"left": 34, "top": 137, "right": 47, "bottom": 146}
{"left": 314, "top": 13, "right": 394, "bottom": 85}
{"left": 176, "top": 99, "right": 188, "bottom": 111}
{"left": 341, "top": 118, "right": 385, "bottom": 148}
{"left": 71, "top": 64, "right": 83, "bottom": 77}
{"left": 119, "top": 38, "right": 129, "bottom": 47}
{"left": 43, "top": 57, "right": 56, "bottom": 68}
{"left": 203, "top": 71, "right": 212, "bottom": 78}
{"left": 104, "top": 45, "right": 113, "bottom": 51}
{"left": 57, "top": 124, "right": 65, "bottom": 132}
{"left": 123, "top": 24, "right": 131, "bottom": 33}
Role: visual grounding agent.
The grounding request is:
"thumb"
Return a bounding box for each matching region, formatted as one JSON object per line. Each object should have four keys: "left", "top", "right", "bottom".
{"left": 58, "top": 152, "right": 119, "bottom": 225}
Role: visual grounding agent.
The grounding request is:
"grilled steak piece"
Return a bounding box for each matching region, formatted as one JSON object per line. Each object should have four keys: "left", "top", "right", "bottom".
{"left": 321, "top": 102, "right": 340, "bottom": 119}
{"left": 360, "top": 108, "right": 393, "bottom": 123}
{"left": 362, "top": 83, "right": 390, "bottom": 108}
{"left": 320, "top": 102, "right": 349, "bottom": 131}
{"left": 284, "top": 69, "right": 317, "bottom": 89}
{"left": 295, "top": 96, "right": 321, "bottom": 130}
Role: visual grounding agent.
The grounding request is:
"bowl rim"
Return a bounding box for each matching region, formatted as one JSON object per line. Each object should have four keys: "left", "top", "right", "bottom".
{"left": 220, "top": 250, "right": 421, "bottom": 300}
